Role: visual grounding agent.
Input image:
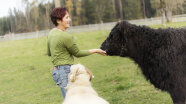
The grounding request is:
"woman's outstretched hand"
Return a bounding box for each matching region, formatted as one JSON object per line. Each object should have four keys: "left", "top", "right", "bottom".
{"left": 89, "top": 49, "right": 107, "bottom": 56}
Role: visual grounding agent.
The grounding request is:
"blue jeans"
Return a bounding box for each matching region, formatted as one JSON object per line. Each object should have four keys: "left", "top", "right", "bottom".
{"left": 52, "top": 65, "right": 71, "bottom": 99}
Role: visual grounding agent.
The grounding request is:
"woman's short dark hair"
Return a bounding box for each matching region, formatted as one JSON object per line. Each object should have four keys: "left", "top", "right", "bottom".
{"left": 50, "top": 7, "right": 68, "bottom": 26}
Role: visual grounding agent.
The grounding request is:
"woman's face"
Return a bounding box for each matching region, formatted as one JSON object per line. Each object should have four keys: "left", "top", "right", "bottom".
{"left": 58, "top": 12, "right": 71, "bottom": 29}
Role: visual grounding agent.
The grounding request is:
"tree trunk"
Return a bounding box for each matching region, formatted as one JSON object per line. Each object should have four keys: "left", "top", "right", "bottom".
{"left": 111, "top": 0, "right": 117, "bottom": 18}
{"left": 118, "top": 0, "right": 123, "bottom": 20}
{"left": 162, "top": 8, "right": 166, "bottom": 26}
{"left": 96, "top": 5, "right": 104, "bottom": 24}
{"left": 61, "top": 0, "right": 65, "bottom": 7}
{"left": 25, "top": 6, "right": 31, "bottom": 31}
{"left": 166, "top": 10, "right": 172, "bottom": 22}
{"left": 33, "top": 7, "right": 39, "bottom": 31}
{"left": 142, "top": 0, "right": 146, "bottom": 18}
{"left": 8, "top": 9, "right": 14, "bottom": 33}
{"left": 55, "top": 0, "right": 61, "bottom": 7}
{"left": 45, "top": 2, "right": 50, "bottom": 29}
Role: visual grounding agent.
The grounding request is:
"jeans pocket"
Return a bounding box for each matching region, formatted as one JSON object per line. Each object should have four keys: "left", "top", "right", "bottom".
{"left": 64, "top": 65, "right": 71, "bottom": 73}
{"left": 52, "top": 70, "right": 61, "bottom": 85}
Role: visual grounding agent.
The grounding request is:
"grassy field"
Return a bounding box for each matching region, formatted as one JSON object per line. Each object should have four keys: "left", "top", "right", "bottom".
{"left": 0, "top": 22, "right": 186, "bottom": 104}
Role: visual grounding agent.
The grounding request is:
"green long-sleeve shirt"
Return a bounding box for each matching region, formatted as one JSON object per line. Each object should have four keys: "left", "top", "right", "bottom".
{"left": 47, "top": 28, "right": 90, "bottom": 66}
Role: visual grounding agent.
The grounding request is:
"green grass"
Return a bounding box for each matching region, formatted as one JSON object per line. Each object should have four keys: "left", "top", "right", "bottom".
{"left": 150, "top": 21, "right": 186, "bottom": 28}
{"left": 0, "top": 22, "right": 186, "bottom": 104}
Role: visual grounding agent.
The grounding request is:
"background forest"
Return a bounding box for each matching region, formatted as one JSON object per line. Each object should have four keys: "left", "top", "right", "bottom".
{"left": 0, "top": 0, "right": 186, "bottom": 36}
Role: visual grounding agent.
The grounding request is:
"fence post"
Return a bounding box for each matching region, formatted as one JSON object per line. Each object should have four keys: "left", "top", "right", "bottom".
{"left": 11, "top": 33, "right": 15, "bottom": 40}
{"left": 36, "top": 31, "right": 39, "bottom": 38}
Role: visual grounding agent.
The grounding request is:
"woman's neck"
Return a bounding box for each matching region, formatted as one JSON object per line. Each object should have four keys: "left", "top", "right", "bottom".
{"left": 56, "top": 25, "right": 66, "bottom": 31}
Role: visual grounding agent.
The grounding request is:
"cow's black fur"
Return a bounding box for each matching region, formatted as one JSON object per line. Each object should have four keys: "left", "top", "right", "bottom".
{"left": 101, "top": 21, "right": 186, "bottom": 104}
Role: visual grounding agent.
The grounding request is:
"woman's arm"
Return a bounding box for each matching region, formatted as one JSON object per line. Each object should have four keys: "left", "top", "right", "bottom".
{"left": 64, "top": 35, "right": 106, "bottom": 57}
{"left": 89, "top": 49, "right": 106, "bottom": 56}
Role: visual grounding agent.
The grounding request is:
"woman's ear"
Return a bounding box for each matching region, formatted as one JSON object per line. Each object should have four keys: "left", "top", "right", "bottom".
{"left": 56, "top": 19, "right": 62, "bottom": 25}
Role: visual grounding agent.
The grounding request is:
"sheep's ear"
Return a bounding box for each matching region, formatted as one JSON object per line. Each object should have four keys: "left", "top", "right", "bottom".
{"left": 69, "top": 68, "right": 79, "bottom": 82}
{"left": 86, "top": 68, "right": 93, "bottom": 81}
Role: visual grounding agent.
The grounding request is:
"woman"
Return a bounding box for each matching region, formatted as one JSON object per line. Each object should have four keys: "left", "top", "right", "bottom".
{"left": 47, "top": 7, "right": 106, "bottom": 100}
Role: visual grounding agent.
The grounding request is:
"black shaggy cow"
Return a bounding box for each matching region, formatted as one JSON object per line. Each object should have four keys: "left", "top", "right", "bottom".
{"left": 101, "top": 21, "right": 186, "bottom": 104}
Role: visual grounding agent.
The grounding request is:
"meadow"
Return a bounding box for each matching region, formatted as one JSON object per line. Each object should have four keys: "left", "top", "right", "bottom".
{"left": 0, "top": 22, "right": 186, "bottom": 104}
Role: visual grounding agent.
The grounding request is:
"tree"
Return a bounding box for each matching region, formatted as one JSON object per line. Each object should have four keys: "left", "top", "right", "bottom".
{"left": 8, "top": 9, "right": 14, "bottom": 33}
{"left": 151, "top": 0, "right": 184, "bottom": 25}
{"left": 45, "top": 2, "right": 51, "bottom": 29}
{"left": 22, "top": 0, "right": 31, "bottom": 31}
{"left": 72, "top": 0, "right": 82, "bottom": 25}
{"left": 66, "top": 0, "right": 73, "bottom": 16}
{"left": 118, "top": 0, "right": 123, "bottom": 20}
{"left": 13, "top": 8, "right": 27, "bottom": 32}
{"left": 184, "top": 0, "right": 186, "bottom": 14}
{"left": 165, "top": 0, "right": 184, "bottom": 22}
{"left": 55, "top": 0, "right": 60, "bottom": 7}
{"left": 141, "top": 0, "right": 146, "bottom": 18}
{"left": 122, "top": 0, "right": 143, "bottom": 20}
{"left": 95, "top": 0, "right": 106, "bottom": 23}
{"left": 30, "top": 0, "right": 39, "bottom": 31}
{"left": 111, "top": 0, "right": 117, "bottom": 18}
{"left": 81, "top": 0, "right": 97, "bottom": 24}
{"left": 102, "top": 0, "right": 115, "bottom": 22}
{"left": 144, "top": 0, "right": 155, "bottom": 18}
{"left": 0, "top": 17, "right": 9, "bottom": 35}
